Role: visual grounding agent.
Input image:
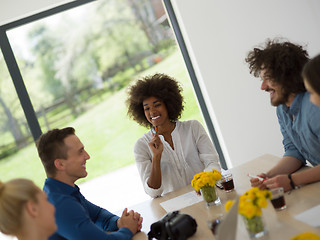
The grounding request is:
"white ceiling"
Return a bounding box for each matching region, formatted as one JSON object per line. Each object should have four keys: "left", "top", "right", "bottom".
{"left": 0, "top": 0, "right": 74, "bottom": 26}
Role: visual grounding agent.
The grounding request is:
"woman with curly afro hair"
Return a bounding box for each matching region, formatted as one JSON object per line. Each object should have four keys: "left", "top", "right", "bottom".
{"left": 126, "top": 73, "right": 220, "bottom": 198}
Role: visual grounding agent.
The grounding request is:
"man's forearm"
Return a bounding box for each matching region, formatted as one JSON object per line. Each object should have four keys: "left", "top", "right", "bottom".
{"left": 291, "top": 164, "right": 320, "bottom": 186}
{"left": 266, "top": 156, "right": 303, "bottom": 177}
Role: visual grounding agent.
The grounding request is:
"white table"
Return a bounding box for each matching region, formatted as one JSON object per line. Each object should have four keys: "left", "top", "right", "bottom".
{"left": 126, "top": 154, "right": 320, "bottom": 239}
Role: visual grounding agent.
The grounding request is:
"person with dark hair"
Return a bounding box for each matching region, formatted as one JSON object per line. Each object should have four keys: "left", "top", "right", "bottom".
{"left": 302, "top": 54, "right": 320, "bottom": 107}
{"left": 36, "top": 127, "right": 143, "bottom": 240}
{"left": 0, "top": 178, "right": 56, "bottom": 240}
{"left": 126, "top": 73, "right": 220, "bottom": 198}
{"left": 245, "top": 38, "right": 320, "bottom": 192}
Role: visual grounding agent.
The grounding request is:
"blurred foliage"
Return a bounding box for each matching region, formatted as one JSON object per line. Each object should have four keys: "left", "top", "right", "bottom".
{"left": 1, "top": 0, "right": 175, "bottom": 149}
{"left": 0, "top": 49, "right": 204, "bottom": 187}
{"left": 0, "top": 0, "right": 178, "bottom": 163}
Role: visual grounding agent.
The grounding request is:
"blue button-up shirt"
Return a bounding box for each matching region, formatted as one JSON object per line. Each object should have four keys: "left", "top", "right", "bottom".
{"left": 44, "top": 177, "right": 133, "bottom": 240}
{"left": 277, "top": 92, "right": 320, "bottom": 166}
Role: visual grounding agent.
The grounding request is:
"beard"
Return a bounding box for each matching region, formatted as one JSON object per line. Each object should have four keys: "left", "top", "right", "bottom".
{"left": 269, "top": 88, "right": 291, "bottom": 107}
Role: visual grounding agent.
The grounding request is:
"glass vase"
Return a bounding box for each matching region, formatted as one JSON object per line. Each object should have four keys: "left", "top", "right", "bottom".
{"left": 200, "top": 186, "right": 220, "bottom": 206}
{"left": 242, "top": 215, "right": 267, "bottom": 238}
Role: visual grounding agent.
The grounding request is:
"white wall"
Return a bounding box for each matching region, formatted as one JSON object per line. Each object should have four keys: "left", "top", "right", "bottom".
{"left": 0, "top": 0, "right": 74, "bottom": 26}
{"left": 170, "top": 0, "right": 320, "bottom": 167}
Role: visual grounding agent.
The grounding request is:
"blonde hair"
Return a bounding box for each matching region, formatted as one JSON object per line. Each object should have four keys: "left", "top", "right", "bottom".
{"left": 0, "top": 178, "right": 40, "bottom": 235}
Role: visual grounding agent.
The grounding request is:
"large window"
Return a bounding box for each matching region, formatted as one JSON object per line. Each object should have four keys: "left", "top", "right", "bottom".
{"left": 0, "top": 0, "right": 206, "bottom": 186}
{"left": 0, "top": 51, "right": 46, "bottom": 183}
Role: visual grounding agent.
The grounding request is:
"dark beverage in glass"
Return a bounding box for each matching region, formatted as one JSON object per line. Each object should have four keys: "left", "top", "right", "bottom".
{"left": 221, "top": 179, "right": 234, "bottom": 191}
{"left": 221, "top": 173, "right": 234, "bottom": 192}
{"left": 271, "top": 196, "right": 286, "bottom": 210}
{"left": 270, "top": 187, "right": 286, "bottom": 211}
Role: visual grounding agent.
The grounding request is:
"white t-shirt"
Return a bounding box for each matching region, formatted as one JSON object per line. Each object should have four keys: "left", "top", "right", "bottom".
{"left": 134, "top": 120, "right": 221, "bottom": 198}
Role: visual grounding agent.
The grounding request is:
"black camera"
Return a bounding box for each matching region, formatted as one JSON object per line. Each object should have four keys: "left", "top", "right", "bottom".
{"left": 148, "top": 211, "right": 197, "bottom": 240}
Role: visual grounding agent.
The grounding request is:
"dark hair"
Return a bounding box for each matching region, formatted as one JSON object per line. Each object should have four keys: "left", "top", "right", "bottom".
{"left": 245, "top": 38, "right": 309, "bottom": 95}
{"left": 126, "top": 73, "right": 184, "bottom": 128}
{"left": 302, "top": 54, "right": 320, "bottom": 95}
{"left": 36, "top": 127, "right": 75, "bottom": 176}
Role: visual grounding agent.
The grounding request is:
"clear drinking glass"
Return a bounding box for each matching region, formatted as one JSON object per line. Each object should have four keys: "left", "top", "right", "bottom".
{"left": 221, "top": 173, "right": 235, "bottom": 192}
{"left": 270, "top": 187, "right": 287, "bottom": 211}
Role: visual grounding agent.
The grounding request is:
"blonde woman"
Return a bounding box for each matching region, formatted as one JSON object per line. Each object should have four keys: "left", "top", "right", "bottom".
{"left": 0, "top": 178, "right": 57, "bottom": 240}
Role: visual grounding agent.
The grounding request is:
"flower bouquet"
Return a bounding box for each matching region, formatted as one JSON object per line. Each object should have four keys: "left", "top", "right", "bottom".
{"left": 290, "top": 232, "right": 320, "bottom": 240}
{"left": 225, "top": 187, "right": 271, "bottom": 238}
{"left": 191, "top": 169, "right": 221, "bottom": 206}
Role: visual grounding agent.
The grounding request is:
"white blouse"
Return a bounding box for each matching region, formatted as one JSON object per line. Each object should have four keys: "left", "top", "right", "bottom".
{"left": 133, "top": 120, "right": 221, "bottom": 198}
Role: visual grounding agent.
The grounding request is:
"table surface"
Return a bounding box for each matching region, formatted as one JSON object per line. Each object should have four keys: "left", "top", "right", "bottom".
{"left": 125, "top": 154, "right": 320, "bottom": 240}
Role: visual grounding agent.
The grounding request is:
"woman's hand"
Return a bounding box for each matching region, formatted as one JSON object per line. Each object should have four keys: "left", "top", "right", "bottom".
{"left": 148, "top": 133, "right": 163, "bottom": 157}
{"left": 147, "top": 132, "right": 163, "bottom": 189}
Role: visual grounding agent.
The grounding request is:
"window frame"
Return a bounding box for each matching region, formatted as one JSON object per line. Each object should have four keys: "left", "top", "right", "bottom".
{"left": 0, "top": 0, "right": 226, "bottom": 168}
{"left": 163, "top": 0, "right": 226, "bottom": 169}
{"left": 0, "top": 0, "right": 96, "bottom": 141}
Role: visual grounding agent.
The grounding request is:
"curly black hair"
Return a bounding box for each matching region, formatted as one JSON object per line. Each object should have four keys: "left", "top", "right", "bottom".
{"left": 302, "top": 54, "right": 320, "bottom": 96}
{"left": 245, "top": 38, "right": 309, "bottom": 95}
{"left": 126, "top": 73, "right": 184, "bottom": 128}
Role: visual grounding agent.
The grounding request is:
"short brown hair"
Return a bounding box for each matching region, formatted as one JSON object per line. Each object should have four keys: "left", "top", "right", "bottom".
{"left": 36, "top": 127, "right": 75, "bottom": 177}
{"left": 126, "top": 73, "right": 184, "bottom": 128}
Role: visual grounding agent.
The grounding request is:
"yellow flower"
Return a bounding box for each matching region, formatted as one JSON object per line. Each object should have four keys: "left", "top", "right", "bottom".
{"left": 256, "top": 190, "right": 266, "bottom": 199}
{"left": 263, "top": 189, "right": 272, "bottom": 199}
{"left": 211, "top": 169, "right": 222, "bottom": 180}
{"left": 191, "top": 169, "right": 221, "bottom": 192}
{"left": 257, "top": 198, "right": 268, "bottom": 208}
{"left": 225, "top": 200, "right": 235, "bottom": 212}
{"left": 255, "top": 207, "right": 262, "bottom": 217}
{"left": 239, "top": 202, "right": 258, "bottom": 219}
{"left": 245, "top": 191, "right": 256, "bottom": 201}
{"left": 290, "top": 232, "right": 320, "bottom": 240}
{"left": 225, "top": 187, "right": 271, "bottom": 219}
